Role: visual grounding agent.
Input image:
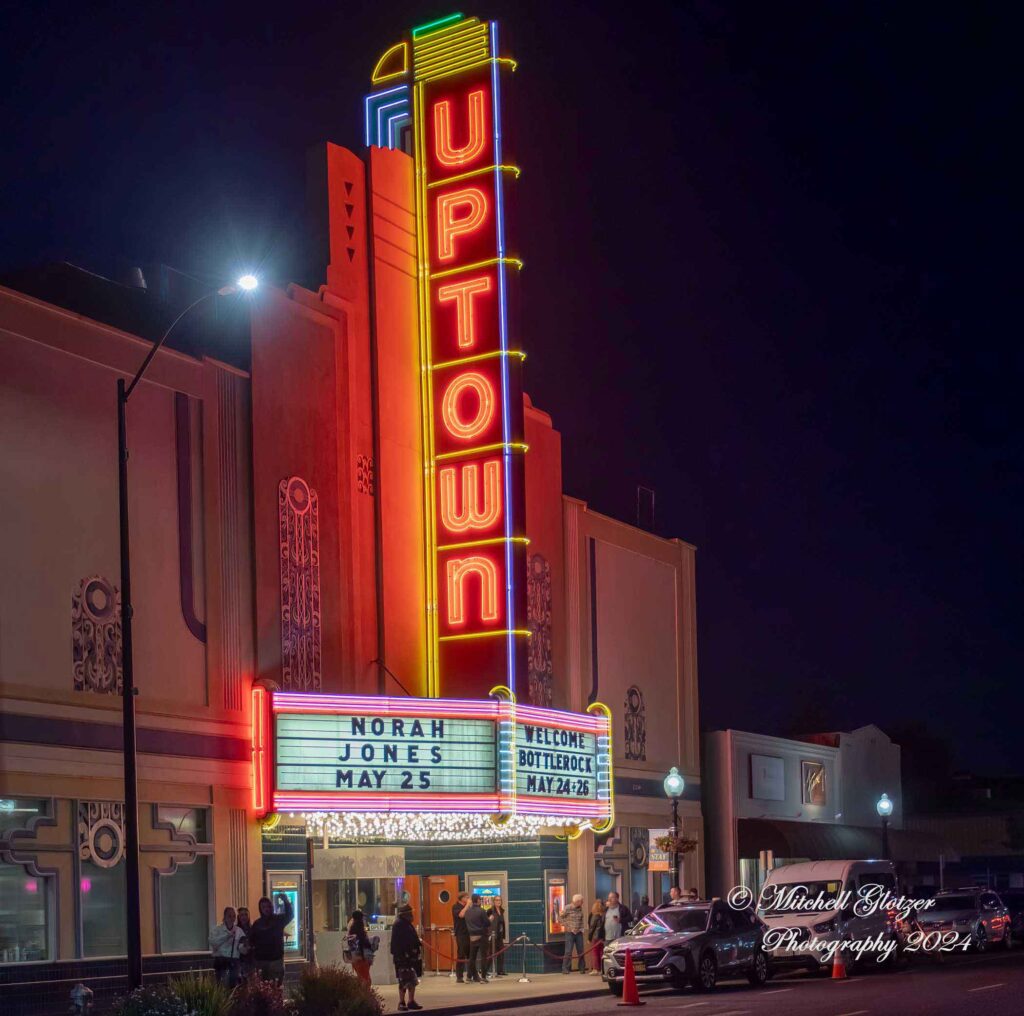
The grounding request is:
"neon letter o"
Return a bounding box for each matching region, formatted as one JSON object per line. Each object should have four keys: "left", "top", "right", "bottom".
{"left": 441, "top": 371, "right": 495, "bottom": 441}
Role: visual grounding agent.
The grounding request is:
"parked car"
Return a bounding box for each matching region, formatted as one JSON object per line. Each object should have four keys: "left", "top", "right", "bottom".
{"left": 601, "top": 899, "right": 770, "bottom": 995}
{"left": 757, "top": 859, "right": 902, "bottom": 973}
{"left": 919, "top": 887, "right": 1012, "bottom": 951}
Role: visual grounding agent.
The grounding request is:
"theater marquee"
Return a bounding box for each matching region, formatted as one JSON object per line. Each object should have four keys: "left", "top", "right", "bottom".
{"left": 254, "top": 688, "right": 613, "bottom": 830}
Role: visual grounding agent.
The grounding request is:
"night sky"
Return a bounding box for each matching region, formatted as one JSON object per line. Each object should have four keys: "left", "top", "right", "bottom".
{"left": 3, "top": 2, "right": 1020, "bottom": 772}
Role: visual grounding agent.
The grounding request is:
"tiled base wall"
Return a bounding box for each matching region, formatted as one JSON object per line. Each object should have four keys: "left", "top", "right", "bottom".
{"left": 0, "top": 953, "right": 213, "bottom": 1016}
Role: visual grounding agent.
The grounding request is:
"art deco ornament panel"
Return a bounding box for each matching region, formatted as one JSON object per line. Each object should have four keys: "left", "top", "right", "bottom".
{"left": 72, "top": 575, "right": 123, "bottom": 694}
{"left": 527, "top": 553, "right": 553, "bottom": 707}
{"left": 278, "top": 477, "right": 322, "bottom": 691}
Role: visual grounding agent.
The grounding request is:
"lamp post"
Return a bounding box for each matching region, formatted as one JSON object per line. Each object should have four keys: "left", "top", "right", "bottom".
{"left": 876, "top": 793, "right": 893, "bottom": 861}
{"left": 117, "top": 276, "right": 257, "bottom": 989}
{"left": 663, "top": 767, "right": 685, "bottom": 892}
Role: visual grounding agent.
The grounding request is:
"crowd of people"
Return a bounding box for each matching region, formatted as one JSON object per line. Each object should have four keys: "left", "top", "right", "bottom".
{"left": 208, "top": 894, "right": 295, "bottom": 986}
{"left": 558, "top": 886, "right": 700, "bottom": 974}
{"left": 209, "top": 885, "right": 696, "bottom": 1007}
{"left": 450, "top": 892, "right": 508, "bottom": 983}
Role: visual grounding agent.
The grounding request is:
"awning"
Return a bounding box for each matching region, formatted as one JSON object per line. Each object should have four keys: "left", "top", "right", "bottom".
{"left": 738, "top": 818, "right": 959, "bottom": 864}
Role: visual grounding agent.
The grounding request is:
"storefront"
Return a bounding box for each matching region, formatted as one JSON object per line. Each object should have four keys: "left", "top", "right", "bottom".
{"left": 254, "top": 687, "right": 613, "bottom": 973}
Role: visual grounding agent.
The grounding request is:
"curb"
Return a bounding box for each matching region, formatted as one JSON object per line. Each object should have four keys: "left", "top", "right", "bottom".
{"left": 396, "top": 985, "right": 607, "bottom": 1015}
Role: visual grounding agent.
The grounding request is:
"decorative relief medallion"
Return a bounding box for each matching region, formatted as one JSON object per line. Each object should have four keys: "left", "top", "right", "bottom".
{"left": 629, "top": 827, "right": 650, "bottom": 870}
{"left": 624, "top": 685, "right": 647, "bottom": 762}
{"left": 279, "top": 477, "right": 322, "bottom": 691}
{"left": 72, "top": 576, "right": 123, "bottom": 694}
{"left": 527, "top": 554, "right": 553, "bottom": 707}
{"left": 356, "top": 454, "right": 375, "bottom": 496}
{"left": 78, "top": 802, "right": 125, "bottom": 868}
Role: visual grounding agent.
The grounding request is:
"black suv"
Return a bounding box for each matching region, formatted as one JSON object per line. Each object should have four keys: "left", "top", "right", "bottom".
{"left": 602, "top": 900, "right": 771, "bottom": 994}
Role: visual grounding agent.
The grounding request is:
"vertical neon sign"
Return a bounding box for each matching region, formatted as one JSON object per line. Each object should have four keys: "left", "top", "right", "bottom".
{"left": 410, "top": 16, "right": 528, "bottom": 699}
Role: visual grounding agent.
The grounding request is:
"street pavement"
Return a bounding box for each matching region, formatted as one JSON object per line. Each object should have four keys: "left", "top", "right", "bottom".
{"left": 478, "top": 948, "right": 1024, "bottom": 1016}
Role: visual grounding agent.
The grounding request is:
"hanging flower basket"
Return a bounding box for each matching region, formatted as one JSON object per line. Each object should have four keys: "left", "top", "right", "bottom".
{"left": 654, "top": 834, "right": 698, "bottom": 856}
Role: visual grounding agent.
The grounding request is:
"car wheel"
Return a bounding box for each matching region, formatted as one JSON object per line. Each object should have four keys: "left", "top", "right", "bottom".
{"left": 747, "top": 949, "right": 769, "bottom": 986}
{"left": 692, "top": 952, "right": 717, "bottom": 992}
{"left": 974, "top": 925, "right": 988, "bottom": 953}
{"left": 608, "top": 980, "right": 623, "bottom": 997}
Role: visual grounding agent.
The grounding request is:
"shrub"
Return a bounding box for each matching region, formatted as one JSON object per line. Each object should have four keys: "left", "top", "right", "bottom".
{"left": 167, "top": 974, "right": 234, "bottom": 1016}
{"left": 290, "top": 964, "right": 383, "bottom": 1016}
{"left": 231, "top": 976, "right": 294, "bottom": 1016}
{"left": 110, "top": 985, "right": 190, "bottom": 1016}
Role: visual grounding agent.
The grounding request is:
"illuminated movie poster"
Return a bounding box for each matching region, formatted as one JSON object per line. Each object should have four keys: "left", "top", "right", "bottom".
{"left": 545, "top": 869, "right": 567, "bottom": 939}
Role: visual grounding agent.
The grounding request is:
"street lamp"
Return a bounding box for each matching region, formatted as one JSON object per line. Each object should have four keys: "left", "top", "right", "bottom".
{"left": 663, "top": 767, "right": 685, "bottom": 893}
{"left": 876, "top": 793, "right": 893, "bottom": 861}
{"left": 117, "top": 275, "right": 257, "bottom": 988}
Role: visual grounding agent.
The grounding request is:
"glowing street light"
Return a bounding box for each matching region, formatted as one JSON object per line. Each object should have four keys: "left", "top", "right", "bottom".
{"left": 236, "top": 273, "right": 259, "bottom": 291}
{"left": 664, "top": 767, "right": 686, "bottom": 892}
{"left": 876, "top": 793, "right": 893, "bottom": 859}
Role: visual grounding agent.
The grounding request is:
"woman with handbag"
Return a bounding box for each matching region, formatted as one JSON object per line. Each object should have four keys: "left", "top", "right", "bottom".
{"left": 391, "top": 903, "right": 423, "bottom": 1012}
{"left": 346, "top": 910, "right": 374, "bottom": 986}
{"left": 587, "top": 899, "right": 606, "bottom": 975}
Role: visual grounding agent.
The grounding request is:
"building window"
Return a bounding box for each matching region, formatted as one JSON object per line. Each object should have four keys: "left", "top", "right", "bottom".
{"left": 81, "top": 860, "right": 127, "bottom": 957}
{"left": 159, "top": 856, "right": 210, "bottom": 953}
{"left": 0, "top": 862, "right": 52, "bottom": 963}
{"left": 0, "top": 799, "right": 49, "bottom": 837}
{"left": 155, "top": 806, "right": 210, "bottom": 843}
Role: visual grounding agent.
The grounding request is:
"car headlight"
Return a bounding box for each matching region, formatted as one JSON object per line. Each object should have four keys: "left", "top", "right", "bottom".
{"left": 813, "top": 918, "right": 837, "bottom": 934}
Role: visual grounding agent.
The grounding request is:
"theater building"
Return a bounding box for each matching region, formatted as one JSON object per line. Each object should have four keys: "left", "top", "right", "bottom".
{"left": 248, "top": 14, "right": 703, "bottom": 974}
{"left": 0, "top": 11, "right": 703, "bottom": 995}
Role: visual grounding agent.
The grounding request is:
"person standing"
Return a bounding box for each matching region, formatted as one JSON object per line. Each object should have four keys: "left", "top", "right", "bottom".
{"left": 603, "top": 892, "right": 633, "bottom": 946}
{"left": 452, "top": 891, "right": 471, "bottom": 983}
{"left": 465, "top": 895, "right": 489, "bottom": 982}
{"left": 346, "top": 909, "right": 374, "bottom": 986}
{"left": 236, "top": 907, "right": 255, "bottom": 980}
{"left": 248, "top": 893, "right": 294, "bottom": 984}
{"left": 665, "top": 885, "right": 682, "bottom": 905}
{"left": 209, "top": 906, "right": 245, "bottom": 986}
{"left": 587, "top": 900, "right": 605, "bottom": 975}
{"left": 636, "top": 895, "right": 654, "bottom": 920}
{"left": 391, "top": 903, "right": 423, "bottom": 1012}
{"left": 489, "top": 897, "right": 507, "bottom": 977}
{"left": 558, "top": 893, "right": 587, "bottom": 973}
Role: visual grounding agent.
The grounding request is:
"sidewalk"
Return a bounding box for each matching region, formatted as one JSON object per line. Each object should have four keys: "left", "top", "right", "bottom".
{"left": 376, "top": 972, "right": 607, "bottom": 1014}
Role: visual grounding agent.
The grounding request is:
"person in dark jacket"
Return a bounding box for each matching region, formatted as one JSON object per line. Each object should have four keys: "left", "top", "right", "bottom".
{"left": 489, "top": 897, "right": 507, "bottom": 976}
{"left": 465, "top": 895, "right": 490, "bottom": 982}
{"left": 391, "top": 903, "right": 423, "bottom": 1012}
{"left": 451, "top": 891, "right": 471, "bottom": 982}
{"left": 603, "top": 892, "right": 633, "bottom": 946}
{"left": 248, "top": 893, "right": 294, "bottom": 983}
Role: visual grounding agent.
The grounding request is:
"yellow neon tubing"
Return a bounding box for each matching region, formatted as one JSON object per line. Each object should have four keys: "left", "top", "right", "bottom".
{"left": 439, "top": 628, "right": 532, "bottom": 643}
{"left": 432, "top": 349, "right": 526, "bottom": 371}
{"left": 430, "top": 256, "right": 524, "bottom": 280}
{"left": 435, "top": 441, "right": 528, "bottom": 462}
{"left": 438, "top": 536, "right": 530, "bottom": 552}
{"left": 428, "top": 164, "right": 522, "bottom": 189}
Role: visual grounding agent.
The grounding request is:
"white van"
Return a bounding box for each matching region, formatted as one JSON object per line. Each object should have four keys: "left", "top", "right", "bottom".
{"left": 757, "top": 859, "right": 902, "bottom": 973}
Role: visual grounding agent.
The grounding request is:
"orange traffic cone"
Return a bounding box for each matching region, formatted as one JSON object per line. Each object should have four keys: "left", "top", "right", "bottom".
{"left": 618, "top": 949, "right": 646, "bottom": 1007}
{"left": 831, "top": 948, "right": 848, "bottom": 980}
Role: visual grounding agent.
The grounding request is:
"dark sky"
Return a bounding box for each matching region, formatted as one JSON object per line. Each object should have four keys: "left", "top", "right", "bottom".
{"left": 3, "top": 2, "right": 1020, "bottom": 772}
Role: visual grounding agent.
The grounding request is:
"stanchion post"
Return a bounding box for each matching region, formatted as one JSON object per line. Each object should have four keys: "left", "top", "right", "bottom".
{"left": 518, "top": 933, "right": 531, "bottom": 983}
{"left": 432, "top": 927, "right": 441, "bottom": 977}
{"left": 449, "top": 930, "right": 457, "bottom": 979}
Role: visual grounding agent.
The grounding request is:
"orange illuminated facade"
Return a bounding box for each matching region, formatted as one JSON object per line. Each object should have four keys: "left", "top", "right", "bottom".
{"left": 412, "top": 18, "right": 529, "bottom": 700}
